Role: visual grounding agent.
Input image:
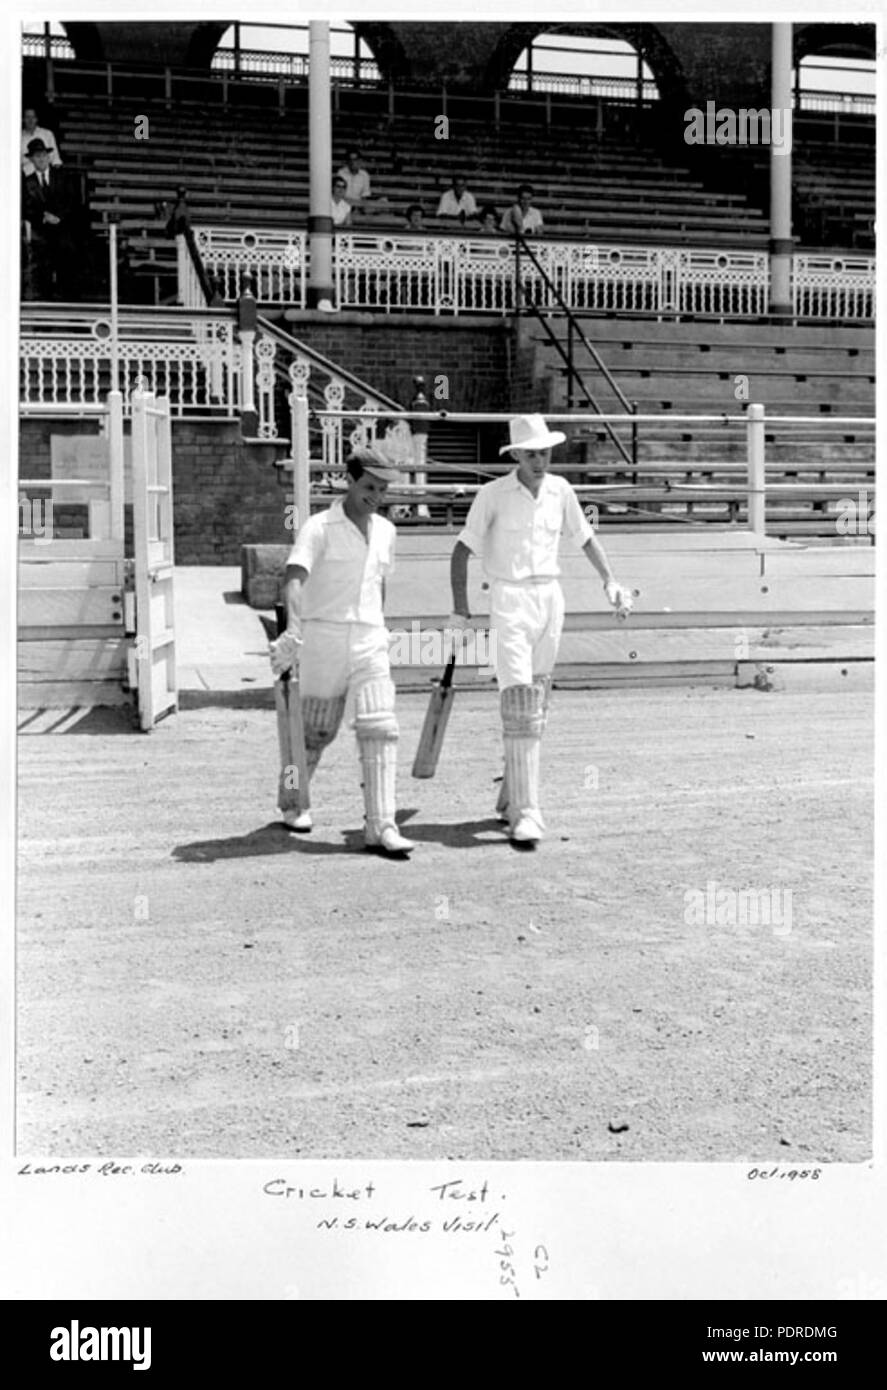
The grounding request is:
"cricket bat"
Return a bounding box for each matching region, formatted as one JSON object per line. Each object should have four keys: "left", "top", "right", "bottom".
{"left": 262, "top": 607, "right": 310, "bottom": 816}
{"left": 412, "top": 651, "right": 457, "bottom": 779}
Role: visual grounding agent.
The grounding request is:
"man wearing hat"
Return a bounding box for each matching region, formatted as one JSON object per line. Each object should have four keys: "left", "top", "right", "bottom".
{"left": 449, "top": 413, "right": 632, "bottom": 845}
{"left": 23, "top": 137, "right": 83, "bottom": 299}
{"left": 21, "top": 108, "right": 62, "bottom": 177}
{"left": 270, "top": 444, "right": 415, "bottom": 856}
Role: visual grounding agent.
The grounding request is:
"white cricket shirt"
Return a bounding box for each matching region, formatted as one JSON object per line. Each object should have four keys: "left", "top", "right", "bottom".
{"left": 287, "top": 498, "right": 394, "bottom": 624}
{"left": 436, "top": 189, "right": 478, "bottom": 218}
{"left": 500, "top": 205, "right": 544, "bottom": 235}
{"left": 337, "top": 166, "right": 371, "bottom": 201}
{"left": 458, "top": 470, "right": 595, "bottom": 582}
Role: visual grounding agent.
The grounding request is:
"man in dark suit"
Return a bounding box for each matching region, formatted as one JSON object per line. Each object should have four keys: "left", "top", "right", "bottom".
{"left": 22, "top": 137, "right": 84, "bottom": 299}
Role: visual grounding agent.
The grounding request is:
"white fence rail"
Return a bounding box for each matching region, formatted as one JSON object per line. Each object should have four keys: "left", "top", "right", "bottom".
{"left": 191, "top": 226, "right": 308, "bottom": 308}
{"left": 20, "top": 309, "right": 242, "bottom": 417}
{"left": 306, "top": 404, "right": 875, "bottom": 537}
{"left": 792, "top": 254, "right": 876, "bottom": 321}
{"left": 188, "top": 227, "right": 873, "bottom": 321}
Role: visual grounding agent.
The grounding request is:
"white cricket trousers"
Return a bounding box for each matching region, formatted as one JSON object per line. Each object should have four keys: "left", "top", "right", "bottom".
{"left": 298, "top": 620, "right": 391, "bottom": 708}
{"left": 489, "top": 578, "right": 565, "bottom": 689}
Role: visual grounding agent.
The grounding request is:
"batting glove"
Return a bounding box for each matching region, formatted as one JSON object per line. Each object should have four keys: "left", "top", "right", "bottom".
{"left": 269, "top": 630, "right": 302, "bottom": 678}
{"left": 604, "top": 579, "right": 634, "bottom": 620}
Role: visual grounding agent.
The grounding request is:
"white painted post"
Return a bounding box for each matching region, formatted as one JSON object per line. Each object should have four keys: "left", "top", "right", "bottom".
{"left": 769, "top": 23, "right": 793, "bottom": 316}
{"left": 108, "top": 389, "right": 125, "bottom": 542}
{"left": 239, "top": 330, "right": 255, "bottom": 418}
{"left": 237, "top": 275, "right": 259, "bottom": 432}
{"left": 307, "top": 21, "right": 334, "bottom": 307}
{"left": 411, "top": 376, "right": 430, "bottom": 520}
{"left": 109, "top": 222, "right": 119, "bottom": 394}
{"left": 747, "top": 403, "right": 766, "bottom": 537}
{"left": 291, "top": 391, "right": 310, "bottom": 537}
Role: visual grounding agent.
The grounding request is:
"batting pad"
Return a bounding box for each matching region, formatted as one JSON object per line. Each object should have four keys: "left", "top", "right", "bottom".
{"left": 353, "top": 678, "right": 399, "bottom": 742}
{"left": 500, "top": 682, "right": 546, "bottom": 739}
{"left": 500, "top": 682, "right": 546, "bottom": 828}
{"left": 359, "top": 739, "right": 399, "bottom": 839}
{"left": 302, "top": 694, "right": 346, "bottom": 775}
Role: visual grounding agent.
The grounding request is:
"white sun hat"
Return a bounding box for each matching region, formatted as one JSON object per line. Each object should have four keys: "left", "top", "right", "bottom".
{"left": 499, "top": 413, "right": 566, "bottom": 455}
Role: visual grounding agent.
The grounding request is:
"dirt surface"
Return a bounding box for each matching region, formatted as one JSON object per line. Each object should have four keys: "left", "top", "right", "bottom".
{"left": 16, "top": 684, "right": 872, "bottom": 1161}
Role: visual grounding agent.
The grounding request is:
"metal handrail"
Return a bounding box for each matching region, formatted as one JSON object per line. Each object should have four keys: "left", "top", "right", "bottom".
{"left": 515, "top": 233, "right": 633, "bottom": 411}
{"left": 314, "top": 408, "right": 875, "bottom": 427}
{"left": 179, "top": 222, "right": 219, "bottom": 306}
{"left": 255, "top": 313, "right": 403, "bottom": 415}
{"left": 512, "top": 231, "right": 636, "bottom": 466}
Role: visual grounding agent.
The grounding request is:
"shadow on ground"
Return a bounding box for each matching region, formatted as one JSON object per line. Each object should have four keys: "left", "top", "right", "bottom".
{"left": 172, "top": 813, "right": 511, "bottom": 863}
{"left": 17, "top": 707, "right": 139, "bottom": 736}
{"left": 178, "top": 689, "right": 275, "bottom": 711}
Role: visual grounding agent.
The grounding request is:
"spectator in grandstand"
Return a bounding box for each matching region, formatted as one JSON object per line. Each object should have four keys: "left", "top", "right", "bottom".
{"left": 331, "top": 176, "right": 352, "bottom": 229}
{"left": 114, "top": 230, "right": 140, "bottom": 305}
{"left": 21, "top": 107, "right": 62, "bottom": 177}
{"left": 404, "top": 204, "right": 426, "bottom": 232}
{"left": 163, "top": 187, "right": 190, "bottom": 239}
{"left": 500, "top": 185, "right": 544, "bottom": 237}
{"left": 436, "top": 176, "right": 478, "bottom": 225}
{"left": 22, "top": 138, "right": 84, "bottom": 299}
{"left": 337, "top": 148, "right": 372, "bottom": 203}
{"left": 478, "top": 204, "right": 500, "bottom": 235}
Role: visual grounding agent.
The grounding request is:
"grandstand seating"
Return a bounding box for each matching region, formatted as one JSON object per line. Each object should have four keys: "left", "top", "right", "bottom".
{"left": 55, "top": 98, "right": 773, "bottom": 292}
{"left": 516, "top": 318, "right": 874, "bottom": 537}
{"left": 747, "top": 119, "right": 875, "bottom": 251}
{"left": 20, "top": 64, "right": 876, "bottom": 547}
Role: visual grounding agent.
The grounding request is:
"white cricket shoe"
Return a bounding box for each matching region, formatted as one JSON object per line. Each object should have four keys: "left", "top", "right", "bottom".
{"left": 510, "top": 814, "right": 543, "bottom": 845}
{"left": 282, "top": 809, "right": 312, "bottom": 832}
{"left": 366, "top": 824, "right": 415, "bottom": 855}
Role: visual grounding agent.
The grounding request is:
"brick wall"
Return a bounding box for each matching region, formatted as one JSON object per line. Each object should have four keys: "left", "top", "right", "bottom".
{"left": 512, "top": 320, "right": 553, "bottom": 414}
{"left": 169, "top": 422, "right": 291, "bottom": 564}
{"left": 289, "top": 312, "right": 512, "bottom": 411}
{"left": 19, "top": 318, "right": 519, "bottom": 564}
{"left": 19, "top": 418, "right": 292, "bottom": 565}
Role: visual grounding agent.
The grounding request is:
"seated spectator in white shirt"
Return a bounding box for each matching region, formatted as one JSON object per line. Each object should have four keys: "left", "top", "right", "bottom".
{"left": 436, "top": 176, "right": 478, "bottom": 225}
{"left": 500, "top": 185, "right": 544, "bottom": 237}
{"left": 21, "top": 107, "right": 62, "bottom": 177}
{"left": 478, "top": 203, "right": 500, "bottom": 235}
{"left": 404, "top": 204, "right": 426, "bottom": 232}
{"left": 331, "top": 176, "right": 352, "bottom": 228}
{"left": 337, "top": 149, "right": 371, "bottom": 203}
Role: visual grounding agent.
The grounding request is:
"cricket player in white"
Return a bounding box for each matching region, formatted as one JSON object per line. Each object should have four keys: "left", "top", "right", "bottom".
{"left": 450, "top": 414, "right": 632, "bottom": 845}
{"left": 272, "top": 446, "right": 415, "bottom": 856}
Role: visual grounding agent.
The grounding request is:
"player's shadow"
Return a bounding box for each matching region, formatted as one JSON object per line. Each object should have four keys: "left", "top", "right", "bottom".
{"left": 173, "top": 822, "right": 362, "bottom": 862}
{"left": 172, "top": 812, "right": 510, "bottom": 862}
{"left": 395, "top": 809, "right": 512, "bottom": 849}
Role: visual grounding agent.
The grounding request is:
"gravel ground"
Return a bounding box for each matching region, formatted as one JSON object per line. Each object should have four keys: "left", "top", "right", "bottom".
{"left": 16, "top": 683, "right": 872, "bottom": 1161}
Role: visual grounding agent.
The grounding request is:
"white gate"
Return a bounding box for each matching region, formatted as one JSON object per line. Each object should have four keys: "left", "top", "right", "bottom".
{"left": 130, "top": 390, "right": 177, "bottom": 730}
{"left": 18, "top": 392, "right": 128, "bottom": 709}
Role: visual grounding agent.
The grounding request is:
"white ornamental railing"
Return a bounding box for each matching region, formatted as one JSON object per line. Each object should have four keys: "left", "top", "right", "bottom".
{"left": 187, "top": 227, "right": 873, "bottom": 321}
{"left": 19, "top": 309, "right": 242, "bottom": 417}
{"left": 792, "top": 254, "right": 876, "bottom": 321}
{"left": 190, "top": 226, "right": 308, "bottom": 308}
{"left": 335, "top": 236, "right": 773, "bottom": 318}
{"left": 248, "top": 325, "right": 399, "bottom": 458}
